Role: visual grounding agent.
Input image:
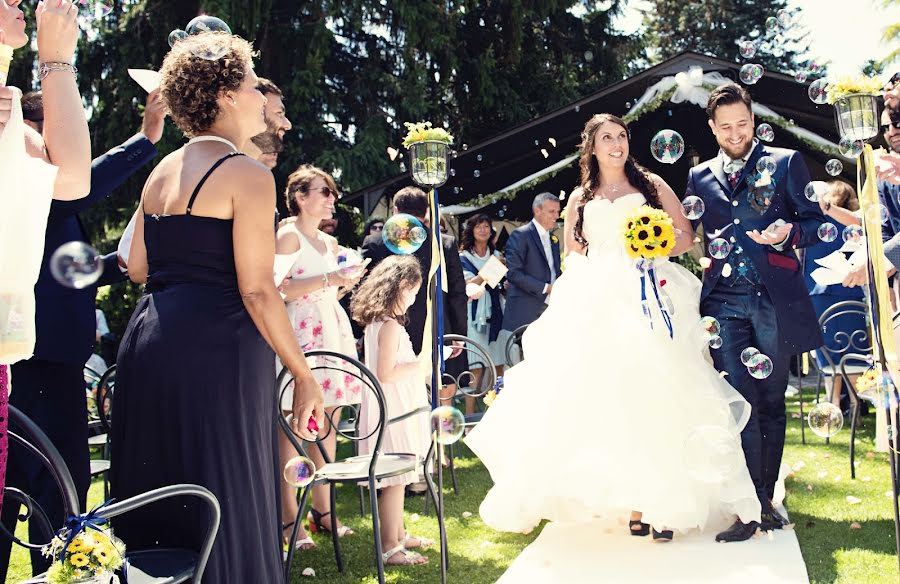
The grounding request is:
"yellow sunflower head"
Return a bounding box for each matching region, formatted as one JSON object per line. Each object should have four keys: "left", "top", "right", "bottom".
{"left": 69, "top": 552, "right": 90, "bottom": 568}
{"left": 68, "top": 536, "right": 94, "bottom": 554}
{"left": 93, "top": 543, "right": 116, "bottom": 566}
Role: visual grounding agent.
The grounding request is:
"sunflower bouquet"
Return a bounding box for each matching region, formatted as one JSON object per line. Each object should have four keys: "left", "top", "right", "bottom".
{"left": 855, "top": 366, "right": 880, "bottom": 395}
{"left": 622, "top": 205, "right": 676, "bottom": 259}
{"left": 484, "top": 376, "right": 504, "bottom": 407}
{"left": 42, "top": 528, "right": 125, "bottom": 584}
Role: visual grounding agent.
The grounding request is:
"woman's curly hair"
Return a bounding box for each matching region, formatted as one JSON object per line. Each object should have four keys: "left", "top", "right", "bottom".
{"left": 351, "top": 256, "right": 423, "bottom": 328}
{"left": 160, "top": 32, "right": 256, "bottom": 137}
{"left": 574, "top": 114, "right": 662, "bottom": 247}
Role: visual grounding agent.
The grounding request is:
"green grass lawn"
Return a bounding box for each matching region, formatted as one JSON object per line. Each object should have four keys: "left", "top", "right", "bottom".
{"left": 6, "top": 386, "right": 900, "bottom": 583}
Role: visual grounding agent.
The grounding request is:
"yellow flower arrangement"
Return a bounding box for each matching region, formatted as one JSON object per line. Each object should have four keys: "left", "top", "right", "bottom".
{"left": 402, "top": 121, "right": 454, "bottom": 149}
{"left": 827, "top": 75, "right": 884, "bottom": 103}
{"left": 856, "top": 367, "right": 880, "bottom": 394}
{"left": 622, "top": 206, "right": 676, "bottom": 259}
{"left": 43, "top": 529, "right": 125, "bottom": 584}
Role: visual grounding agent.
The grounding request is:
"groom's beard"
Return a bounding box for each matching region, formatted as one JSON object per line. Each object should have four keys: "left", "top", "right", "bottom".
{"left": 250, "top": 113, "right": 285, "bottom": 157}
{"left": 719, "top": 137, "right": 754, "bottom": 161}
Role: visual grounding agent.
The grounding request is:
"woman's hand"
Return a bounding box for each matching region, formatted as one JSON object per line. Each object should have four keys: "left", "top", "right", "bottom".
{"left": 290, "top": 372, "right": 324, "bottom": 441}
{"left": 330, "top": 267, "right": 366, "bottom": 290}
{"left": 36, "top": 0, "right": 79, "bottom": 64}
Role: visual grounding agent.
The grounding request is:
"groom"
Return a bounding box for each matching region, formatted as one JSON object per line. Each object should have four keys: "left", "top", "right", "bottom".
{"left": 685, "top": 83, "right": 825, "bottom": 542}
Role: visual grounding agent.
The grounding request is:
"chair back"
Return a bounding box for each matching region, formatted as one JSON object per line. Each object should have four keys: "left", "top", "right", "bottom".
{"left": 277, "top": 351, "right": 389, "bottom": 480}
{"left": 816, "top": 300, "right": 870, "bottom": 372}
{"left": 504, "top": 324, "right": 529, "bottom": 367}
{"left": 1, "top": 405, "right": 80, "bottom": 550}
{"left": 84, "top": 366, "right": 102, "bottom": 421}
{"left": 441, "top": 333, "right": 497, "bottom": 403}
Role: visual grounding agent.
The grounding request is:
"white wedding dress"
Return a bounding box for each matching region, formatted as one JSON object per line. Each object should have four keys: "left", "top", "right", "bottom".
{"left": 465, "top": 193, "right": 762, "bottom": 534}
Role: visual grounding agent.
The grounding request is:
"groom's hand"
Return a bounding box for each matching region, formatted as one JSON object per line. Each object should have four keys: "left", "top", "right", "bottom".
{"left": 745, "top": 223, "right": 792, "bottom": 247}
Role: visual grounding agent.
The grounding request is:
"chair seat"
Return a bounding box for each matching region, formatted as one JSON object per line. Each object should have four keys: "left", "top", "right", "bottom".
{"left": 317, "top": 453, "right": 418, "bottom": 483}
{"left": 820, "top": 364, "right": 870, "bottom": 376}
{"left": 125, "top": 548, "right": 198, "bottom": 584}
{"left": 19, "top": 549, "right": 196, "bottom": 584}
{"left": 464, "top": 412, "right": 484, "bottom": 426}
{"left": 88, "top": 433, "right": 108, "bottom": 447}
{"left": 337, "top": 420, "right": 357, "bottom": 435}
{"left": 91, "top": 459, "right": 111, "bottom": 475}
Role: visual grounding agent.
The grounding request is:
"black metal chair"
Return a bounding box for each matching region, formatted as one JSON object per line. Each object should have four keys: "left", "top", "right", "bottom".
{"left": 3, "top": 404, "right": 220, "bottom": 584}
{"left": 804, "top": 300, "right": 871, "bottom": 444}
{"left": 434, "top": 333, "right": 496, "bottom": 497}
{"left": 504, "top": 324, "right": 528, "bottom": 367}
{"left": 838, "top": 352, "right": 871, "bottom": 479}
{"left": 87, "top": 365, "right": 116, "bottom": 499}
{"left": 278, "top": 351, "right": 438, "bottom": 584}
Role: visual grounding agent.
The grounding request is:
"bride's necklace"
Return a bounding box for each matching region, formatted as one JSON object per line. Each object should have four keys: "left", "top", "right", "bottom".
{"left": 599, "top": 180, "right": 630, "bottom": 199}
{"left": 187, "top": 135, "right": 239, "bottom": 151}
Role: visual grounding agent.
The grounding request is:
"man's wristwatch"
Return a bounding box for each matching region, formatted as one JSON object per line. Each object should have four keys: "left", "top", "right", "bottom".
{"left": 39, "top": 62, "right": 78, "bottom": 80}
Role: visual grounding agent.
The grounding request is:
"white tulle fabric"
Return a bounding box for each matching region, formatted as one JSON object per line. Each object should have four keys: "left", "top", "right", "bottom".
{"left": 465, "top": 193, "right": 761, "bottom": 534}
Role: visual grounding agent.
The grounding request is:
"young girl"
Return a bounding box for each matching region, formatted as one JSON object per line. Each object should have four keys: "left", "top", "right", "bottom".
{"left": 351, "top": 255, "right": 432, "bottom": 566}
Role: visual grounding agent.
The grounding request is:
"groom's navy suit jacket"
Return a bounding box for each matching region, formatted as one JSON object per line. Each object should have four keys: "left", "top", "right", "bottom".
{"left": 685, "top": 143, "right": 825, "bottom": 354}
{"left": 501, "top": 221, "right": 562, "bottom": 332}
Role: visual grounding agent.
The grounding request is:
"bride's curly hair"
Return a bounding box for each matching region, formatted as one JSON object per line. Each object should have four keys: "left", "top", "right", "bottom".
{"left": 574, "top": 114, "right": 662, "bottom": 246}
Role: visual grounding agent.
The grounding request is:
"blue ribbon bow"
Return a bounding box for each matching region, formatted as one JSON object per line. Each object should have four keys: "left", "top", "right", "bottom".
{"left": 59, "top": 499, "right": 115, "bottom": 561}
{"left": 637, "top": 259, "right": 674, "bottom": 339}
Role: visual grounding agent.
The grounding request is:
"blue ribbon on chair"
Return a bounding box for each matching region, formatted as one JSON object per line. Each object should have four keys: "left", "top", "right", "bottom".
{"left": 637, "top": 259, "right": 674, "bottom": 339}
{"left": 59, "top": 499, "right": 115, "bottom": 561}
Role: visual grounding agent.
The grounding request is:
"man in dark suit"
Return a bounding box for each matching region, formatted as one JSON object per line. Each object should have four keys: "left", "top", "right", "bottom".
{"left": 685, "top": 83, "right": 825, "bottom": 542}
{"left": 0, "top": 91, "right": 166, "bottom": 578}
{"left": 498, "top": 192, "right": 562, "bottom": 361}
{"left": 361, "top": 186, "right": 468, "bottom": 357}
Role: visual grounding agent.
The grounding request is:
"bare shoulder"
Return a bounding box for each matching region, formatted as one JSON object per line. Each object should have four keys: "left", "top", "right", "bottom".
{"left": 276, "top": 222, "right": 301, "bottom": 252}
{"left": 378, "top": 319, "right": 402, "bottom": 340}
{"left": 225, "top": 155, "right": 273, "bottom": 189}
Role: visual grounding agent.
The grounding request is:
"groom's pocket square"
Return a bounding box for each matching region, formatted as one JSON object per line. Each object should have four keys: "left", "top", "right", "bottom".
{"left": 767, "top": 252, "right": 799, "bottom": 272}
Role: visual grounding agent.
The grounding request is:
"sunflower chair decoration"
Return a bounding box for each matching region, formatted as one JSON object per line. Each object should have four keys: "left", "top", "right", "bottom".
{"left": 41, "top": 502, "right": 125, "bottom": 583}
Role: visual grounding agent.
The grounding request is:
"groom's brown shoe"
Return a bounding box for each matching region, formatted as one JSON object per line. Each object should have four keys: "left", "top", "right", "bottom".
{"left": 715, "top": 520, "right": 759, "bottom": 542}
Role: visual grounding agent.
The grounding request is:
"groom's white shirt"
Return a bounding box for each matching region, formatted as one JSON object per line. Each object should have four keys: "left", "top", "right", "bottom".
{"left": 532, "top": 219, "right": 556, "bottom": 300}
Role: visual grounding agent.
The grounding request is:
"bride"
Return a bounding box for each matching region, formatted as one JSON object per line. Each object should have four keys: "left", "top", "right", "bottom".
{"left": 465, "top": 114, "right": 761, "bottom": 542}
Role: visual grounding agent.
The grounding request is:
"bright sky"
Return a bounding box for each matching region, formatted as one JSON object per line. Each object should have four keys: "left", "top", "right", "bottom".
{"left": 617, "top": 0, "right": 900, "bottom": 77}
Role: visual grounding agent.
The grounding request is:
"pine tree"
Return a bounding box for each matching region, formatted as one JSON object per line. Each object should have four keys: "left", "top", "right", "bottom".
{"left": 641, "top": 0, "right": 813, "bottom": 75}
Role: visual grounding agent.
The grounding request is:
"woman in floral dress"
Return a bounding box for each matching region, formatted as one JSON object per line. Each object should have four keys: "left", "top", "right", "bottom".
{"left": 276, "top": 165, "right": 366, "bottom": 549}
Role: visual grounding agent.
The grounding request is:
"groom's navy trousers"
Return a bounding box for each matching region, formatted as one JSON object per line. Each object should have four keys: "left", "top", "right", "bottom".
{"left": 702, "top": 281, "right": 788, "bottom": 507}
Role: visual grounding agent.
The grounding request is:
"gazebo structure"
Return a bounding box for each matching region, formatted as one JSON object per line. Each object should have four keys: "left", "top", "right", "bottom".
{"left": 345, "top": 50, "right": 864, "bottom": 234}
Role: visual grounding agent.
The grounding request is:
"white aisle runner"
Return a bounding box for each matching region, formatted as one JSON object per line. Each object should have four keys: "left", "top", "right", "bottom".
{"left": 496, "top": 517, "right": 809, "bottom": 584}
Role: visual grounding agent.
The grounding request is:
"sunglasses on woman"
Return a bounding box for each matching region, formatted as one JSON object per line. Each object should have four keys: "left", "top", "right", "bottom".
{"left": 308, "top": 186, "right": 341, "bottom": 199}
{"left": 882, "top": 120, "right": 900, "bottom": 133}
{"left": 370, "top": 224, "right": 384, "bottom": 231}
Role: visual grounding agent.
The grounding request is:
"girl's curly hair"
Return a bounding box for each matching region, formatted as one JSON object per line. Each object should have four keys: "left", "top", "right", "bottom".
{"left": 351, "top": 255, "right": 423, "bottom": 327}
{"left": 160, "top": 32, "right": 256, "bottom": 137}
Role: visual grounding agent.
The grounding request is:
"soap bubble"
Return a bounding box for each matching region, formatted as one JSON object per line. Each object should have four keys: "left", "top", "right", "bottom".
{"left": 708, "top": 335, "right": 723, "bottom": 349}
{"left": 756, "top": 123, "right": 775, "bottom": 142}
{"left": 756, "top": 156, "right": 777, "bottom": 175}
{"left": 681, "top": 195, "right": 705, "bottom": 220}
{"left": 842, "top": 224, "right": 863, "bottom": 242}
{"left": 839, "top": 136, "right": 864, "bottom": 158}
{"left": 685, "top": 426, "right": 744, "bottom": 483}
{"left": 747, "top": 353, "right": 774, "bottom": 379}
{"left": 382, "top": 214, "right": 427, "bottom": 255}
{"left": 185, "top": 15, "right": 232, "bottom": 35}
{"left": 804, "top": 181, "right": 827, "bottom": 202}
{"left": 708, "top": 238, "right": 732, "bottom": 260}
{"left": 167, "top": 29, "right": 187, "bottom": 47}
{"left": 807, "top": 402, "right": 844, "bottom": 438}
{"left": 739, "top": 63, "right": 764, "bottom": 85}
{"left": 650, "top": 130, "right": 685, "bottom": 164}
{"left": 817, "top": 222, "right": 838, "bottom": 242}
{"left": 700, "top": 316, "right": 722, "bottom": 340}
{"left": 474, "top": 170, "right": 481, "bottom": 178}
{"left": 808, "top": 79, "right": 829, "bottom": 104}
{"left": 740, "top": 347, "right": 760, "bottom": 366}
{"left": 825, "top": 159, "right": 843, "bottom": 176}
{"left": 765, "top": 16, "right": 779, "bottom": 31}
{"left": 50, "top": 242, "right": 103, "bottom": 289}
{"left": 777, "top": 9, "right": 792, "bottom": 28}
{"left": 794, "top": 71, "right": 808, "bottom": 83}
{"left": 283, "top": 456, "right": 316, "bottom": 488}
{"left": 431, "top": 406, "right": 465, "bottom": 445}
{"left": 738, "top": 41, "right": 757, "bottom": 59}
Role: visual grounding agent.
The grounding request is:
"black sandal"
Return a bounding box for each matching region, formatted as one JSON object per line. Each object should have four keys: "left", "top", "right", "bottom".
{"left": 308, "top": 508, "right": 354, "bottom": 537}
{"left": 652, "top": 528, "right": 673, "bottom": 542}
{"left": 629, "top": 520, "right": 650, "bottom": 536}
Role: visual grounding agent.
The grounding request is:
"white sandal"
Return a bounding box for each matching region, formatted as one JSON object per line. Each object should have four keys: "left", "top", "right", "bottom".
{"left": 403, "top": 535, "right": 434, "bottom": 550}
{"left": 382, "top": 544, "right": 429, "bottom": 566}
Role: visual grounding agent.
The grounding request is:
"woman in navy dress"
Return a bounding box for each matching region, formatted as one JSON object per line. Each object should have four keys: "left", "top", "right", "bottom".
{"left": 110, "top": 32, "right": 324, "bottom": 583}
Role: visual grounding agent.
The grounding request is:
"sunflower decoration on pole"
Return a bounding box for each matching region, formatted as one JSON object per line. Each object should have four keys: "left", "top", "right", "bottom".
{"left": 622, "top": 205, "right": 676, "bottom": 338}
{"left": 402, "top": 120, "right": 454, "bottom": 584}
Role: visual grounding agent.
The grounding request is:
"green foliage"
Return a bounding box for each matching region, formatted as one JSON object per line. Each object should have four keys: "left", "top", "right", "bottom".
{"left": 641, "top": 0, "right": 813, "bottom": 74}
{"left": 95, "top": 281, "right": 144, "bottom": 341}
